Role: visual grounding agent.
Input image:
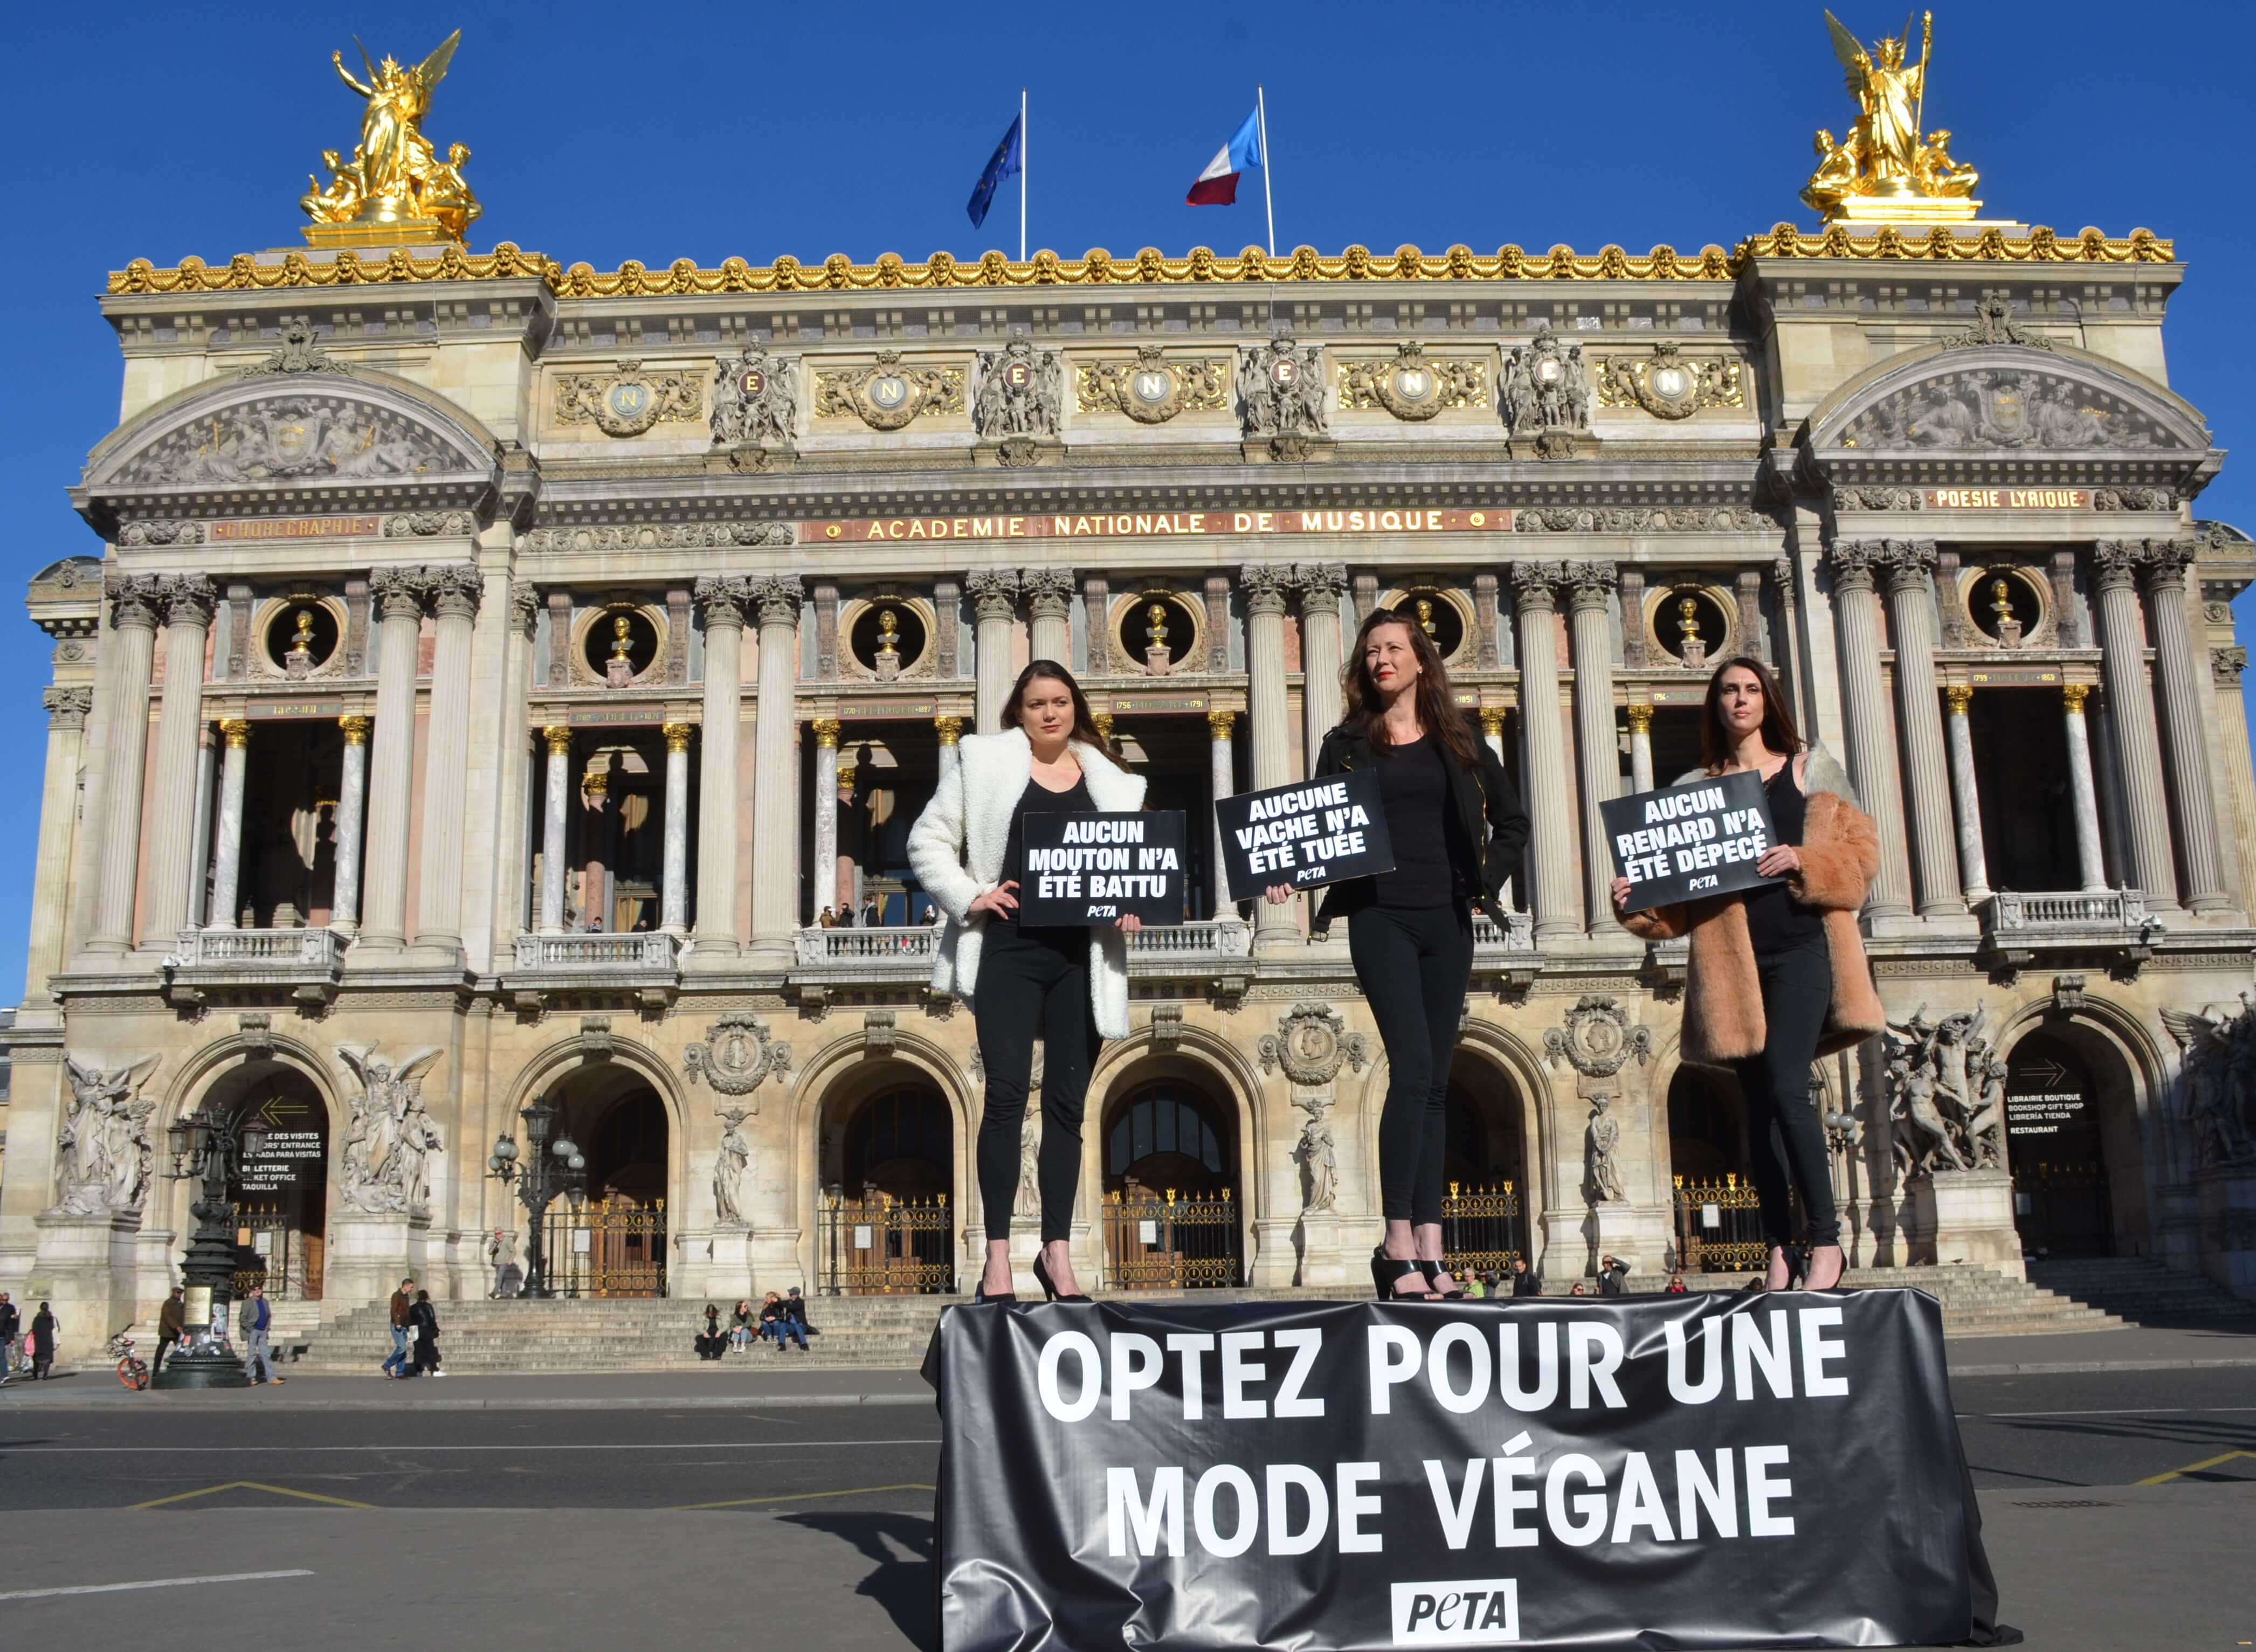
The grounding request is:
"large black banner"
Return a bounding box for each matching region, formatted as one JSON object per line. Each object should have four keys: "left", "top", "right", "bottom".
{"left": 928, "top": 1291, "right": 1984, "bottom": 1651}
{"left": 1601, "top": 769, "right": 1779, "bottom": 914}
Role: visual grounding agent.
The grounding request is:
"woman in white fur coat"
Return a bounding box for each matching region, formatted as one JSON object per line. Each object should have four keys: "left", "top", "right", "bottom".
{"left": 907, "top": 661, "right": 1147, "bottom": 1303}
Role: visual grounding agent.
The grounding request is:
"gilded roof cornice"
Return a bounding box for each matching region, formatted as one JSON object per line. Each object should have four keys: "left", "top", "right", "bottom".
{"left": 108, "top": 225, "right": 2172, "bottom": 298}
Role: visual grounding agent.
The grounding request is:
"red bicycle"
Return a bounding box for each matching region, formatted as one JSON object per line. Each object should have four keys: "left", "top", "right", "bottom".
{"left": 108, "top": 1330, "right": 149, "bottom": 1391}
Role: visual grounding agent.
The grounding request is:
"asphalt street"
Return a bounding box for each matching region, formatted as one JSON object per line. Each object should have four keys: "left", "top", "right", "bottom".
{"left": 1, "top": 1363, "right": 2249, "bottom": 1649}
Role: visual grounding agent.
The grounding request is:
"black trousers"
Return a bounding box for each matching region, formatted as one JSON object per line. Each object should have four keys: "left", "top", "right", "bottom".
{"left": 1348, "top": 904, "right": 1474, "bottom": 1225}
{"left": 972, "top": 922, "right": 1103, "bottom": 1244}
{"left": 1730, "top": 933, "right": 1841, "bottom": 1249}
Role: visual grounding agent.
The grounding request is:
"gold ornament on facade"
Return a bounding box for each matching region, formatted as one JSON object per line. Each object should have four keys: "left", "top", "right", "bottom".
{"left": 301, "top": 31, "right": 482, "bottom": 247}
{"left": 339, "top": 714, "right": 370, "bottom": 745}
{"left": 111, "top": 229, "right": 2171, "bottom": 299}
{"left": 814, "top": 352, "right": 966, "bottom": 431}
{"left": 932, "top": 715, "right": 963, "bottom": 746}
{"left": 1594, "top": 342, "right": 1745, "bottom": 420}
{"left": 1337, "top": 341, "right": 1486, "bottom": 421}
{"left": 1075, "top": 345, "right": 1230, "bottom": 424}
{"left": 662, "top": 721, "right": 693, "bottom": 754}
{"left": 1802, "top": 11, "right": 1982, "bottom": 225}
{"left": 874, "top": 609, "right": 901, "bottom": 658}
{"left": 608, "top": 615, "right": 635, "bottom": 661}
{"left": 1625, "top": 703, "right": 1654, "bottom": 735}
{"left": 553, "top": 361, "right": 704, "bottom": 438}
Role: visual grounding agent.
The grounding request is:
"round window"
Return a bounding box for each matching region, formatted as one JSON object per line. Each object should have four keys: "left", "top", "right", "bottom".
{"left": 583, "top": 609, "right": 660, "bottom": 682}
{"left": 265, "top": 603, "right": 339, "bottom": 673}
{"left": 1657, "top": 588, "right": 1730, "bottom": 663}
{"left": 848, "top": 602, "right": 927, "bottom": 674}
{"left": 1120, "top": 594, "right": 1201, "bottom": 666}
{"left": 1971, "top": 569, "right": 2044, "bottom": 645}
{"left": 1390, "top": 590, "right": 1466, "bottom": 661}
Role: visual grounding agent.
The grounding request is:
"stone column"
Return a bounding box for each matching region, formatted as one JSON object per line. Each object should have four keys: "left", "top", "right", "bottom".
{"left": 659, "top": 721, "right": 692, "bottom": 934}
{"left": 692, "top": 578, "right": 746, "bottom": 954}
{"left": 580, "top": 768, "right": 610, "bottom": 930}
{"left": 2091, "top": 540, "right": 2179, "bottom": 908}
{"left": 2141, "top": 538, "right": 2229, "bottom": 911}
{"left": 1881, "top": 541, "right": 1964, "bottom": 916}
{"left": 330, "top": 715, "right": 369, "bottom": 931}
{"left": 1243, "top": 565, "right": 1298, "bottom": 952}
{"left": 1208, "top": 709, "right": 1237, "bottom": 911}
{"left": 934, "top": 715, "right": 963, "bottom": 785}
{"left": 87, "top": 576, "right": 161, "bottom": 956}
{"left": 1564, "top": 561, "right": 1621, "bottom": 934}
{"left": 1512, "top": 563, "right": 1579, "bottom": 943}
{"left": 748, "top": 576, "right": 805, "bottom": 966}
{"left": 1295, "top": 562, "right": 1348, "bottom": 763}
{"left": 355, "top": 568, "right": 428, "bottom": 953}
{"left": 968, "top": 570, "right": 1020, "bottom": 734}
{"left": 1082, "top": 575, "right": 1113, "bottom": 675}
{"left": 413, "top": 565, "right": 480, "bottom": 952}
{"left": 206, "top": 719, "right": 251, "bottom": 929}
{"left": 811, "top": 718, "right": 841, "bottom": 926}
{"left": 1826, "top": 542, "right": 1912, "bottom": 919}
{"left": 186, "top": 726, "right": 215, "bottom": 927}
{"left": 1941, "top": 686, "right": 1991, "bottom": 904}
{"left": 2060, "top": 685, "right": 2108, "bottom": 893}
{"left": 26, "top": 687, "right": 92, "bottom": 991}
{"left": 1626, "top": 702, "right": 1655, "bottom": 792}
{"left": 1023, "top": 568, "right": 1073, "bottom": 665}
{"left": 139, "top": 576, "right": 218, "bottom": 945}
{"left": 539, "top": 725, "right": 571, "bottom": 933}
{"left": 1479, "top": 707, "right": 1506, "bottom": 763}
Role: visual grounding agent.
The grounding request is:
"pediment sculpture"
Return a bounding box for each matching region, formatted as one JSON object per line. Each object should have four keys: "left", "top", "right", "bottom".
{"left": 115, "top": 393, "right": 466, "bottom": 486}
{"left": 1842, "top": 369, "right": 2165, "bottom": 452}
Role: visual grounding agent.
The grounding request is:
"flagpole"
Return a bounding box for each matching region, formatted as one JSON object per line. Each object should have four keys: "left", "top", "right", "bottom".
{"left": 1256, "top": 85, "right": 1275, "bottom": 259}
{"left": 1019, "top": 87, "right": 1028, "bottom": 264}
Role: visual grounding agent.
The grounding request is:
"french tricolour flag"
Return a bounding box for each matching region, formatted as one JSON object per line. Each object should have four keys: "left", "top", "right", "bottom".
{"left": 1186, "top": 108, "right": 1262, "bottom": 205}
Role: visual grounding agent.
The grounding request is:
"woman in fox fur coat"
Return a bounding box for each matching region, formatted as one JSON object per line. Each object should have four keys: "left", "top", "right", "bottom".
{"left": 1612, "top": 656, "right": 1883, "bottom": 1291}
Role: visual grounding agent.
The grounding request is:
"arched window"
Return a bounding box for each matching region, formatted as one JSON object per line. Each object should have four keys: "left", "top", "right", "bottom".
{"left": 1106, "top": 1083, "right": 1231, "bottom": 1195}
{"left": 844, "top": 1087, "right": 953, "bottom": 1200}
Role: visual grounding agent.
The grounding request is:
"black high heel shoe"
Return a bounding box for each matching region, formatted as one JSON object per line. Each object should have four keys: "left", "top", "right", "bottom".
{"left": 973, "top": 1273, "right": 1016, "bottom": 1305}
{"left": 1800, "top": 1245, "right": 1846, "bottom": 1291}
{"left": 1371, "top": 1247, "right": 1430, "bottom": 1301}
{"left": 1032, "top": 1253, "right": 1092, "bottom": 1304}
{"left": 1417, "top": 1261, "right": 1468, "bottom": 1301}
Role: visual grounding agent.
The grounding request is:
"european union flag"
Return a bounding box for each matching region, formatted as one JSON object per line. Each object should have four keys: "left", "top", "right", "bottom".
{"left": 966, "top": 112, "right": 1023, "bottom": 230}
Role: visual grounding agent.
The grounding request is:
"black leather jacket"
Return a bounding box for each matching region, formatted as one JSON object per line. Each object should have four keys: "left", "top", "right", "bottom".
{"left": 1308, "top": 723, "right": 1530, "bottom": 932}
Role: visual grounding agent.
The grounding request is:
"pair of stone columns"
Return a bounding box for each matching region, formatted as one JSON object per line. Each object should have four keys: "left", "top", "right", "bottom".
{"left": 198, "top": 713, "right": 371, "bottom": 933}
{"left": 963, "top": 567, "right": 1077, "bottom": 734}
{"left": 533, "top": 718, "right": 695, "bottom": 934}
{"left": 1826, "top": 541, "right": 1938, "bottom": 921}
{"left": 1239, "top": 562, "right": 1348, "bottom": 951}
{"left": 1936, "top": 683, "right": 2108, "bottom": 902}
{"left": 1509, "top": 560, "right": 1618, "bottom": 940}
{"left": 689, "top": 575, "right": 804, "bottom": 963}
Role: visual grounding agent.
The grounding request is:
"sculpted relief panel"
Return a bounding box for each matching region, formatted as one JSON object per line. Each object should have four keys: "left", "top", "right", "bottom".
{"left": 117, "top": 394, "right": 463, "bottom": 486}
{"left": 1843, "top": 369, "right": 2169, "bottom": 451}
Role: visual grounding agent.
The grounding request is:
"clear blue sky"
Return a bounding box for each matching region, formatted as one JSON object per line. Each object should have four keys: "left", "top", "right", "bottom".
{"left": 2, "top": 1, "right": 2250, "bottom": 1003}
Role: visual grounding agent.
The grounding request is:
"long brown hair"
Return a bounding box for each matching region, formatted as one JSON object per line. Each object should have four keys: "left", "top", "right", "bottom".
{"left": 1699, "top": 655, "right": 1803, "bottom": 772}
{"left": 1342, "top": 607, "right": 1482, "bottom": 768}
{"left": 1001, "top": 659, "right": 1121, "bottom": 761}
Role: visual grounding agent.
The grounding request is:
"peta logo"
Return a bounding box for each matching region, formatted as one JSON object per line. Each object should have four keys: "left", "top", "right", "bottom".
{"left": 1389, "top": 1578, "right": 1519, "bottom": 1645}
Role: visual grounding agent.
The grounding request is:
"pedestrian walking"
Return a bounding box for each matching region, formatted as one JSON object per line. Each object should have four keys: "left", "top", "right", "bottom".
{"left": 409, "top": 1290, "right": 443, "bottom": 1376}
{"left": 29, "top": 1301, "right": 58, "bottom": 1379}
{"left": 486, "top": 1230, "right": 510, "bottom": 1298}
{"left": 238, "top": 1283, "right": 282, "bottom": 1384}
{"left": 155, "top": 1285, "right": 185, "bottom": 1377}
{"left": 0, "top": 1291, "right": 20, "bottom": 1383}
{"left": 382, "top": 1276, "right": 415, "bottom": 1377}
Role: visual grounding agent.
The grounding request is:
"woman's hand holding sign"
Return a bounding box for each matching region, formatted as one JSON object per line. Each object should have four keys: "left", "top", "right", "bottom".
{"left": 1610, "top": 876, "right": 1632, "bottom": 912}
{"left": 1264, "top": 884, "right": 1293, "bottom": 904}
{"left": 1756, "top": 844, "right": 1803, "bottom": 878}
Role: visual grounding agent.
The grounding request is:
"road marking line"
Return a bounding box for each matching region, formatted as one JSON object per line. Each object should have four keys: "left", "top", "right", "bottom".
{"left": 674, "top": 1482, "right": 936, "bottom": 1511}
{"left": 129, "top": 1481, "right": 376, "bottom": 1510}
{"left": 1961, "top": 1406, "right": 2256, "bottom": 1419}
{"left": 0, "top": 1570, "right": 314, "bottom": 1601}
{"left": 8, "top": 1439, "right": 941, "bottom": 1455}
{"left": 2136, "top": 1449, "right": 2256, "bottom": 1486}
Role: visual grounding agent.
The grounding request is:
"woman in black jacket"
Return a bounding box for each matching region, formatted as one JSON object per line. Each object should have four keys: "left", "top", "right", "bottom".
{"left": 409, "top": 1290, "right": 443, "bottom": 1377}
{"left": 1267, "top": 607, "right": 1529, "bottom": 1299}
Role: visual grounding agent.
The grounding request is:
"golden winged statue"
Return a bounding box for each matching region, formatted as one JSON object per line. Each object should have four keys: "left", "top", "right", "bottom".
{"left": 1801, "top": 10, "right": 1981, "bottom": 224}
{"left": 301, "top": 30, "right": 481, "bottom": 245}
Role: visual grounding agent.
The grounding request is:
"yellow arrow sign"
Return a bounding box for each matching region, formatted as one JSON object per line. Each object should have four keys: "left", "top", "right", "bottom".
{"left": 130, "top": 1481, "right": 372, "bottom": 1511}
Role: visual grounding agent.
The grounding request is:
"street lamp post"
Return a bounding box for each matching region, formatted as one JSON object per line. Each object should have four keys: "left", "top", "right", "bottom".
{"left": 153, "top": 1104, "right": 270, "bottom": 1389}
{"left": 488, "top": 1094, "right": 586, "bottom": 1299}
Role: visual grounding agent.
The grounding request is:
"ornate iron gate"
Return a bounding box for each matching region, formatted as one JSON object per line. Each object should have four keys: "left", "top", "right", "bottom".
{"left": 544, "top": 1197, "right": 667, "bottom": 1297}
{"left": 1440, "top": 1180, "right": 1523, "bottom": 1277}
{"left": 1100, "top": 1188, "right": 1243, "bottom": 1290}
{"left": 816, "top": 1192, "right": 956, "bottom": 1295}
{"left": 1673, "top": 1173, "right": 1770, "bottom": 1271}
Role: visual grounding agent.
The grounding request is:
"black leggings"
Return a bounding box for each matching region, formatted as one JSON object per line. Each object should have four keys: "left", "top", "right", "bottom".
{"left": 972, "top": 922, "right": 1103, "bottom": 1244}
{"left": 1348, "top": 904, "right": 1474, "bottom": 1225}
{"left": 1730, "top": 934, "right": 1841, "bottom": 1249}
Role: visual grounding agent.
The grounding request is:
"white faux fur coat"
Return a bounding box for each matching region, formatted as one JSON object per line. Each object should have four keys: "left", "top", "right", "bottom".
{"left": 905, "top": 727, "right": 1147, "bottom": 1040}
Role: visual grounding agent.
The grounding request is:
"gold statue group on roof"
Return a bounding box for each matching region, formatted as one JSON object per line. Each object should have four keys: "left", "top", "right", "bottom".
{"left": 290, "top": 13, "right": 1991, "bottom": 255}
{"left": 301, "top": 30, "right": 481, "bottom": 246}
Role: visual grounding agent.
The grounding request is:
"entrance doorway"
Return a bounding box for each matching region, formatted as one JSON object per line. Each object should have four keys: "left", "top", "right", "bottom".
{"left": 1100, "top": 1075, "right": 1242, "bottom": 1288}
{"left": 1667, "top": 1067, "right": 1768, "bottom": 1271}
{"left": 2006, "top": 1029, "right": 2113, "bottom": 1258}
{"left": 817, "top": 1080, "right": 956, "bottom": 1295}
{"left": 1968, "top": 689, "right": 2083, "bottom": 892}
{"left": 216, "top": 1064, "right": 330, "bottom": 1300}
{"left": 1440, "top": 1059, "right": 1529, "bottom": 1276}
{"left": 547, "top": 1077, "right": 670, "bottom": 1296}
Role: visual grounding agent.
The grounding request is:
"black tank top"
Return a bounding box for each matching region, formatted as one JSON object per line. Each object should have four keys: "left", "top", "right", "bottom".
{"left": 1373, "top": 736, "right": 1471, "bottom": 910}
{"left": 1741, "top": 760, "right": 1824, "bottom": 955}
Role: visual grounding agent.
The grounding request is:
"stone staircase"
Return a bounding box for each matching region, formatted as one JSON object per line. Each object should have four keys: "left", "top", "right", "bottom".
{"left": 2027, "top": 1258, "right": 2256, "bottom": 1326}
{"left": 271, "top": 1263, "right": 2122, "bottom": 1373}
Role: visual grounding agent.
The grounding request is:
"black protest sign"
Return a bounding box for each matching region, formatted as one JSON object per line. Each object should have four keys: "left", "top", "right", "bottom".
{"left": 1602, "top": 768, "right": 1779, "bottom": 913}
{"left": 1016, "top": 811, "right": 1188, "bottom": 926}
{"left": 928, "top": 1292, "right": 1984, "bottom": 1652}
{"left": 1215, "top": 770, "right": 1395, "bottom": 901}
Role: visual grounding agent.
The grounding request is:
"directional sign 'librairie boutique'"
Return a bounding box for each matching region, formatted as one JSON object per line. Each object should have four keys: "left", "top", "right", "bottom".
{"left": 1215, "top": 772, "right": 1396, "bottom": 902}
